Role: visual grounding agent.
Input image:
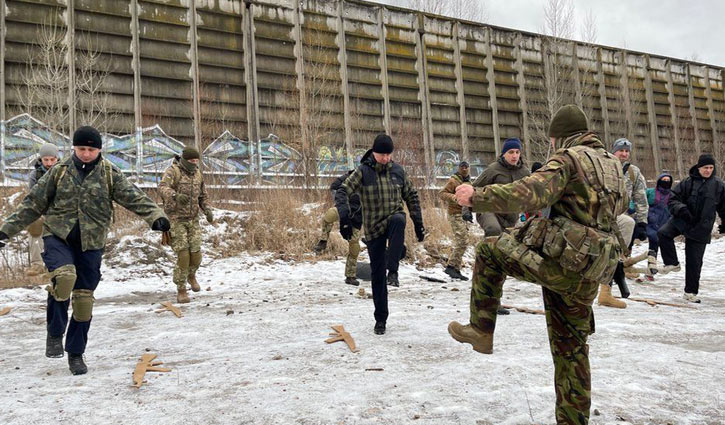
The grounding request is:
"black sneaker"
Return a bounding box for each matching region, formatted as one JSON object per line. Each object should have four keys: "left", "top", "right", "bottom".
{"left": 387, "top": 272, "right": 399, "bottom": 287}
{"left": 68, "top": 354, "right": 87, "bottom": 375}
{"left": 313, "top": 240, "right": 327, "bottom": 254}
{"left": 46, "top": 334, "right": 64, "bottom": 358}
{"left": 374, "top": 321, "right": 386, "bottom": 335}
{"left": 345, "top": 276, "right": 360, "bottom": 286}
{"left": 444, "top": 266, "right": 468, "bottom": 280}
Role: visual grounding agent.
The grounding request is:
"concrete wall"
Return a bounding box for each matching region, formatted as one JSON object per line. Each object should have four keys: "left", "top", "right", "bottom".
{"left": 1, "top": 0, "right": 724, "bottom": 182}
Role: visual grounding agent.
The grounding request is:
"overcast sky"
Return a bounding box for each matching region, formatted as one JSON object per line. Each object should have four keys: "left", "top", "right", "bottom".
{"left": 377, "top": 0, "right": 725, "bottom": 66}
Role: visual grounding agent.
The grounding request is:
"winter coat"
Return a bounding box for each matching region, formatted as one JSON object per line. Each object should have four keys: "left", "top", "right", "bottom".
{"left": 439, "top": 172, "right": 471, "bottom": 215}
{"left": 668, "top": 165, "right": 725, "bottom": 244}
{"left": 623, "top": 162, "right": 649, "bottom": 224}
{"left": 27, "top": 159, "right": 50, "bottom": 189}
{"left": 472, "top": 156, "right": 530, "bottom": 227}
{"left": 1, "top": 154, "right": 166, "bottom": 251}
{"left": 645, "top": 173, "right": 672, "bottom": 241}
{"left": 159, "top": 156, "right": 209, "bottom": 221}
{"left": 330, "top": 171, "right": 362, "bottom": 229}
{"left": 336, "top": 149, "right": 422, "bottom": 241}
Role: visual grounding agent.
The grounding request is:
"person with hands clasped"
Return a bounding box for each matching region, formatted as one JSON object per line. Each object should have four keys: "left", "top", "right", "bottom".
{"left": 335, "top": 134, "right": 424, "bottom": 335}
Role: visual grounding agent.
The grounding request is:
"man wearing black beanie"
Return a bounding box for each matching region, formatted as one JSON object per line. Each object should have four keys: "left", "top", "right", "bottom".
{"left": 335, "top": 133, "right": 425, "bottom": 335}
{"left": 0, "top": 125, "right": 170, "bottom": 376}
{"left": 658, "top": 153, "right": 725, "bottom": 303}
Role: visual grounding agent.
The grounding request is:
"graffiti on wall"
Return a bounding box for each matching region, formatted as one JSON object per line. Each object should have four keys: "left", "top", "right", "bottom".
{"left": 1, "top": 114, "right": 482, "bottom": 186}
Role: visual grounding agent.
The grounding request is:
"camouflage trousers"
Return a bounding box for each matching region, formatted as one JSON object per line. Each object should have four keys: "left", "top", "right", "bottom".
{"left": 170, "top": 219, "right": 202, "bottom": 290}
{"left": 320, "top": 207, "right": 361, "bottom": 278}
{"left": 470, "top": 237, "right": 597, "bottom": 425}
{"left": 446, "top": 213, "right": 468, "bottom": 269}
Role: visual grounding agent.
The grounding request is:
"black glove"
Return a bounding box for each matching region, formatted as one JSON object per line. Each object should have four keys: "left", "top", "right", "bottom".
{"left": 461, "top": 208, "right": 473, "bottom": 223}
{"left": 175, "top": 193, "right": 190, "bottom": 205}
{"left": 632, "top": 222, "right": 647, "bottom": 241}
{"left": 677, "top": 208, "right": 694, "bottom": 223}
{"left": 414, "top": 222, "right": 426, "bottom": 242}
{"left": 339, "top": 215, "right": 353, "bottom": 240}
{"left": 0, "top": 232, "right": 8, "bottom": 248}
{"left": 151, "top": 217, "right": 171, "bottom": 232}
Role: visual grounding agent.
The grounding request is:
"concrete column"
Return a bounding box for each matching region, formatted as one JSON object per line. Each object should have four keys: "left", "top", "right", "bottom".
{"left": 377, "top": 7, "right": 391, "bottom": 134}
{"left": 643, "top": 55, "right": 662, "bottom": 176}
{"left": 664, "top": 60, "right": 683, "bottom": 178}
{"left": 686, "top": 64, "right": 702, "bottom": 158}
{"left": 336, "top": 0, "right": 354, "bottom": 168}
{"left": 514, "top": 33, "right": 530, "bottom": 163}
{"left": 452, "top": 22, "right": 468, "bottom": 161}
{"left": 66, "top": 0, "right": 76, "bottom": 134}
{"left": 189, "top": 0, "right": 201, "bottom": 149}
{"left": 596, "top": 48, "right": 611, "bottom": 144}
{"left": 242, "top": 0, "right": 260, "bottom": 182}
{"left": 485, "top": 27, "right": 500, "bottom": 155}
{"left": 414, "top": 13, "right": 435, "bottom": 181}
{"left": 703, "top": 66, "right": 721, "bottom": 163}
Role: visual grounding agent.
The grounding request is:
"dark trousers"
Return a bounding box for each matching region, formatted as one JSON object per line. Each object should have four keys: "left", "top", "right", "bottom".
{"left": 365, "top": 213, "right": 406, "bottom": 323}
{"left": 42, "top": 235, "right": 103, "bottom": 354}
{"left": 658, "top": 221, "right": 707, "bottom": 295}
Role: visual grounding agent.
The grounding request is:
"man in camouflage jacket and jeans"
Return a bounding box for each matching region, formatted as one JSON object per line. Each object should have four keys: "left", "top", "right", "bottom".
{"left": 336, "top": 134, "right": 425, "bottom": 335}
{"left": 439, "top": 161, "right": 472, "bottom": 280}
{"left": 0, "top": 126, "right": 169, "bottom": 376}
{"left": 449, "top": 105, "right": 628, "bottom": 424}
{"left": 158, "top": 147, "right": 213, "bottom": 303}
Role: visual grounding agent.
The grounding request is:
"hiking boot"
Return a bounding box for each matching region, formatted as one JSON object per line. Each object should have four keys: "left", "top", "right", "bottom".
{"left": 344, "top": 276, "right": 360, "bottom": 286}
{"left": 313, "top": 240, "right": 327, "bottom": 254}
{"left": 188, "top": 275, "right": 201, "bottom": 292}
{"left": 496, "top": 306, "right": 510, "bottom": 315}
{"left": 374, "top": 321, "right": 386, "bottom": 335}
{"left": 683, "top": 292, "right": 701, "bottom": 303}
{"left": 597, "top": 283, "right": 626, "bottom": 309}
{"left": 68, "top": 354, "right": 87, "bottom": 375}
{"left": 444, "top": 265, "right": 468, "bottom": 281}
{"left": 387, "top": 272, "right": 399, "bottom": 287}
{"left": 46, "top": 334, "right": 64, "bottom": 358}
{"left": 660, "top": 264, "right": 681, "bottom": 274}
{"left": 447, "top": 321, "right": 493, "bottom": 354}
{"left": 177, "top": 288, "right": 190, "bottom": 304}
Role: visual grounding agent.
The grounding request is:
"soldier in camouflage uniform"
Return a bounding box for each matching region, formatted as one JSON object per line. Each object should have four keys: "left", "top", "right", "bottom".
{"left": 336, "top": 134, "right": 425, "bottom": 335}
{"left": 26, "top": 142, "right": 60, "bottom": 276}
{"left": 313, "top": 170, "right": 363, "bottom": 286}
{"left": 158, "top": 147, "right": 213, "bottom": 304}
{"left": 448, "top": 105, "right": 628, "bottom": 424}
{"left": 0, "top": 126, "right": 169, "bottom": 375}
{"left": 439, "top": 161, "right": 472, "bottom": 280}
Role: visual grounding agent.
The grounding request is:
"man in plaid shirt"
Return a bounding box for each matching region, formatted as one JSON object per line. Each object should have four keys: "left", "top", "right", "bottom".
{"left": 335, "top": 134, "right": 425, "bottom": 335}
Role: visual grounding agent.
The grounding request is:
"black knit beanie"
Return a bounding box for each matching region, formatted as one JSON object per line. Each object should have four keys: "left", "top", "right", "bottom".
{"left": 696, "top": 154, "right": 715, "bottom": 168}
{"left": 372, "top": 134, "right": 394, "bottom": 154}
{"left": 72, "top": 126, "right": 102, "bottom": 149}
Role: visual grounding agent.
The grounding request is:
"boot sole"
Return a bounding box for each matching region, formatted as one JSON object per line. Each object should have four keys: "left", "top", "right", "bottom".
{"left": 46, "top": 352, "right": 64, "bottom": 358}
{"left": 447, "top": 323, "right": 493, "bottom": 354}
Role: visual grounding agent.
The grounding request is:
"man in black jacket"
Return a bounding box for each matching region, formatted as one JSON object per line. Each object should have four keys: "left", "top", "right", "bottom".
{"left": 314, "top": 170, "right": 363, "bottom": 286}
{"left": 336, "top": 134, "right": 425, "bottom": 335}
{"left": 658, "top": 154, "right": 725, "bottom": 303}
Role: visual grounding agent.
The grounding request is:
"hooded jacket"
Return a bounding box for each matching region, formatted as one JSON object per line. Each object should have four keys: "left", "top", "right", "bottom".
{"left": 439, "top": 171, "right": 471, "bottom": 215}
{"left": 646, "top": 173, "right": 672, "bottom": 234}
{"left": 335, "top": 149, "right": 422, "bottom": 241}
{"left": 668, "top": 164, "right": 725, "bottom": 244}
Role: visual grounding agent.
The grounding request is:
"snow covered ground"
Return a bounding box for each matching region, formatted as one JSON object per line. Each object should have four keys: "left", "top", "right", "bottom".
{"left": 0, "top": 235, "right": 724, "bottom": 425}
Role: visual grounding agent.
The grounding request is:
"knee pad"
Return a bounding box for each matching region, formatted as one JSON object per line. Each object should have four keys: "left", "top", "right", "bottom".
{"left": 71, "top": 289, "right": 94, "bottom": 322}
{"left": 176, "top": 250, "right": 190, "bottom": 269}
{"left": 46, "top": 264, "right": 77, "bottom": 301}
{"left": 189, "top": 250, "right": 202, "bottom": 269}
{"left": 323, "top": 207, "right": 339, "bottom": 223}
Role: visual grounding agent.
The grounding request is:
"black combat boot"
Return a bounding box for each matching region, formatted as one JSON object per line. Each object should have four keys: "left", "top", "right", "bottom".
{"left": 374, "top": 321, "right": 386, "bottom": 335}
{"left": 387, "top": 272, "right": 399, "bottom": 287}
{"left": 444, "top": 265, "right": 468, "bottom": 280}
{"left": 46, "top": 334, "right": 64, "bottom": 358}
{"left": 313, "top": 240, "right": 327, "bottom": 254}
{"left": 345, "top": 276, "right": 360, "bottom": 286}
{"left": 68, "top": 354, "right": 88, "bottom": 375}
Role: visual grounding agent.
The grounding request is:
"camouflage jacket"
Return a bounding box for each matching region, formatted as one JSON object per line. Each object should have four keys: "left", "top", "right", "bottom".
{"left": 27, "top": 159, "right": 50, "bottom": 189}
{"left": 158, "top": 156, "right": 209, "bottom": 221}
{"left": 471, "top": 133, "right": 628, "bottom": 232}
{"left": 336, "top": 149, "right": 422, "bottom": 241}
{"left": 622, "top": 162, "right": 648, "bottom": 224}
{"left": 473, "top": 157, "right": 530, "bottom": 224}
{"left": 0, "top": 155, "right": 167, "bottom": 251}
{"left": 439, "top": 172, "right": 471, "bottom": 215}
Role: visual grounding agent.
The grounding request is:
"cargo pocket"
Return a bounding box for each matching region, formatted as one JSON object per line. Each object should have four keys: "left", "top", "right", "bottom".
{"left": 558, "top": 226, "right": 591, "bottom": 273}
{"left": 495, "top": 232, "right": 545, "bottom": 274}
{"left": 519, "top": 217, "right": 550, "bottom": 249}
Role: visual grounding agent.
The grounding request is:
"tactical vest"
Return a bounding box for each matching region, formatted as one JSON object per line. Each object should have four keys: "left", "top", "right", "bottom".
{"left": 497, "top": 145, "right": 627, "bottom": 285}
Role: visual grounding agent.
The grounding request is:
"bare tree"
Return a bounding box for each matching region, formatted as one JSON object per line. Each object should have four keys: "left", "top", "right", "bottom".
{"left": 580, "top": 8, "right": 597, "bottom": 44}
{"left": 541, "top": 0, "right": 574, "bottom": 39}
{"left": 407, "top": 0, "right": 488, "bottom": 23}
{"left": 16, "top": 20, "right": 115, "bottom": 136}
